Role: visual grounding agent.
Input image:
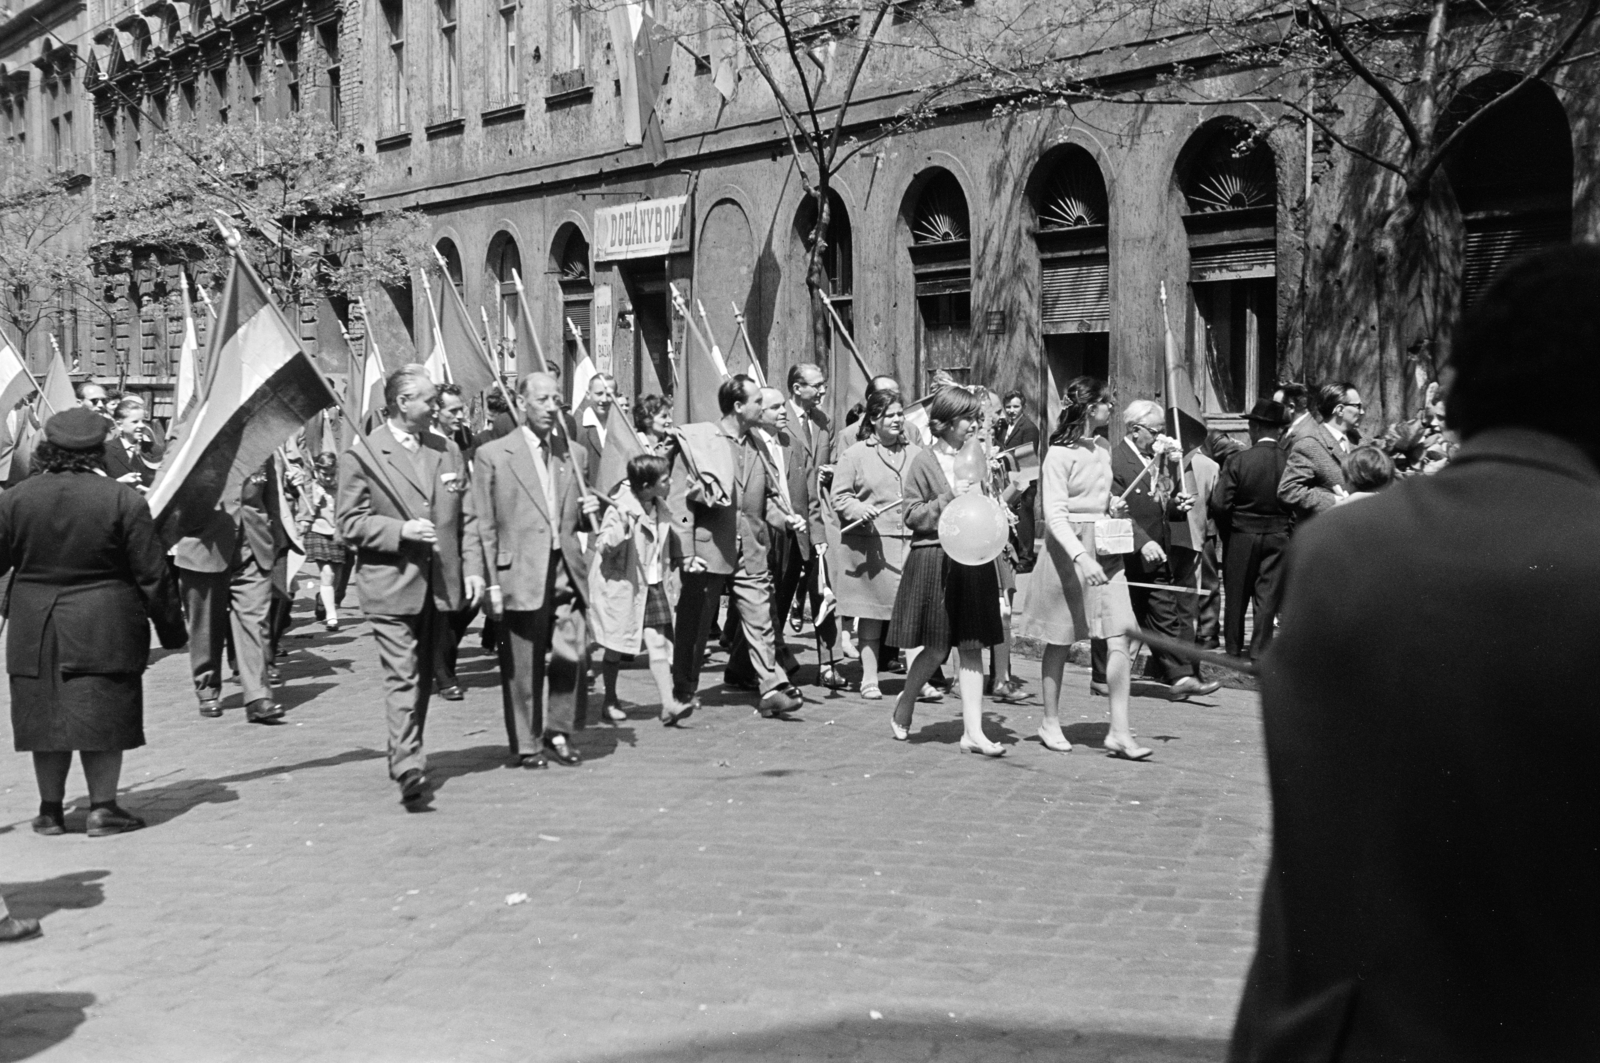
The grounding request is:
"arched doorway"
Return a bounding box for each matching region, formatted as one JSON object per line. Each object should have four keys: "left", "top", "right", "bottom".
{"left": 487, "top": 232, "right": 523, "bottom": 378}
{"left": 551, "top": 224, "right": 592, "bottom": 388}
{"left": 904, "top": 170, "right": 973, "bottom": 394}
{"left": 1442, "top": 74, "right": 1572, "bottom": 305}
{"left": 1030, "top": 145, "right": 1110, "bottom": 430}
{"left": 1179, "top": 119, "right": 1278, "bottom": 416}
{"left": 793, "top": 189, "right": 854, "bottom": 406}
{"left": 435, "top": 238, "right": 464, "bottom": 296}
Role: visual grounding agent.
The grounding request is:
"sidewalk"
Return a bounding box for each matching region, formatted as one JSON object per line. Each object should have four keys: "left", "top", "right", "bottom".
{"left": 0, "top": 600, "right": 1268, "bottom": 1062}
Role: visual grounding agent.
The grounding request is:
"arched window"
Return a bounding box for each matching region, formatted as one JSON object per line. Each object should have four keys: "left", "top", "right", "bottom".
{"left": 1179, "top": 119, "right": 1278, "bottom": 415}
{"left": 552, "top": 225, "right": 591, "bottom": 383}
{"left": 906, "top": 169, "right": 972, "bottom": 391}
{"left": 489, "top": 233, "right": 522, "bottom": 376}
{"left": 435, "top": 238, "right": 463, "bottom": 296}
{"left": 1442, "top": 74, "right": 1572, "bottom": 305}
{"left": 1031, "top": 146, "right": 1110, "bottom": 412}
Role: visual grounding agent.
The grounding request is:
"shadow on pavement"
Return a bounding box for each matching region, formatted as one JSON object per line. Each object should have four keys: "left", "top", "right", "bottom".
{"left": 1063, "top": 721, "right": 1113, "bottom": 747}
{"left": 907, "top": 714, "right": 1021, "bottom": 748}
{"left": 426, "top": 744, "right": 515, "bottom": 788}
{"left": 113, "top": 747, "right": 386, "bottom": 827}
{"left": 576, "top": 1016, "right": 1227, "bottom": 1063}
{"left": 0, "top": 871, "right": 109, "bottom": 920}
{"left": 0, "top": 993, "right": 95, "bottom": 1063}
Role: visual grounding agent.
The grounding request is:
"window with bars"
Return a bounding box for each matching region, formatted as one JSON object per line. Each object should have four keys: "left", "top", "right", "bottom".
{"left": 319, "top": 23, "right": 342, "bottom": 128}
{"left": 381, "top": 0, "right": 408, "bottom": 130}
{"left": 435, "top": 0, "right": 460, "bottom": 118}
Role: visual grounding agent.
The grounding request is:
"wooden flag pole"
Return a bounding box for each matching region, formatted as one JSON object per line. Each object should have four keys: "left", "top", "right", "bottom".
{"left": 40, "top": 335, "right": 66, "bottom": 417}
{"left": 819, "top": 295, "right": 873, "bottom": 382}
{"left": 560, "top": 318, "right": 607, "bottom": 510}
{"left": 478, "top": 306, "right": 497, "bottom": 371}
{"left": 509, "top": 268, "right": 548, "bottom": 373}
{"left": 669, "top": 283, "right": 728, "bottom": 380}
{"left": 701, "top": 298, "right": 762, "bottom": 388}
{"left": 729, "top": 302, "right": 767, "bottom": 388}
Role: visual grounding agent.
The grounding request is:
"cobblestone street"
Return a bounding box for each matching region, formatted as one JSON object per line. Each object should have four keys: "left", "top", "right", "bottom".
{"left": 0, "top": 600, "right": 1268, "bottom": 1063}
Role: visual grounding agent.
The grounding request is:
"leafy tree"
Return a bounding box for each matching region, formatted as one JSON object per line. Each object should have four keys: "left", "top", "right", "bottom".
{"left": 0, "top": 158, "right": 105, "bottom": 362}
{"left": 94, "top": 110, "right": 431, "bottom": 309}
{"left": 920, "top": 0, "right": 1600, "bottom": 418}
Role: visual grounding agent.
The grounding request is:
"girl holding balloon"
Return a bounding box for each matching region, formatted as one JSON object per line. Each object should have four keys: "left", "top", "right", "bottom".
{"left": 885, "top": 385, "right": 1009, "bottom": 755}
{"left": 1015, "top": 376, "right": 1151, "bottom": 760}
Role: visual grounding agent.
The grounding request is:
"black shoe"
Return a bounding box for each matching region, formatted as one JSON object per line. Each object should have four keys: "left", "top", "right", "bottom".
{"left": 0, "top": 916, "right": 42, "bottom": 943}
{"left": 397, "top": 769, "right": 430, "bottom": 803}
{"left": 516, "top": 752, "right": 548, "bottom": 769}
{"left": 31, "top": 813, "right": 65, "bottom": 836}
{"left": 198, "top": 694, "right": 223, "bottom": 718}
{"left": 246, "top": 698, "right": 286, "bottom": 724}
{"left": 85, "top": 805, "right": 146, "bottom": 837}
{"left": 722, "top": 673, "right": 760, "bottom": 692}
{"left": 758, "top": 686, "right": 803, "bottom": 717}
{"left": 437, "top": 685, "right": 464, "bottom": 701}
{"left": 266, "top": 664, "right": 284, "bottom": 686}
{"left": 544, "top": 734, "right": 582, "bottom": 766}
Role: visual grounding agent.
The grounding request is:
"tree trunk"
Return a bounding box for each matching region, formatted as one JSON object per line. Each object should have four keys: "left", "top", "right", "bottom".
{"left": 1373, "top": 174, "right": 1461, "bottom": 425}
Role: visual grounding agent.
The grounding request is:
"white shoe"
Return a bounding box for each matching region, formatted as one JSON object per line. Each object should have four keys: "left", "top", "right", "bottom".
{"left": 1037, "top": 722, "right": 1072, "bottom": 753}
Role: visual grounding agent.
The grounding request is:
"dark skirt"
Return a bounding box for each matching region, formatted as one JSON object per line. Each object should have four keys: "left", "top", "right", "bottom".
{"left": 305, "top": 531, "right": 347, "bottom": 565}
{"left": 642, "top": 583, "right": 675, "bottom": 636}
{"left": 886, "top": 544, "right": 1005, "bottom": 650}
{"left": 11, "top": 614, "right": 144, "bottom": 752}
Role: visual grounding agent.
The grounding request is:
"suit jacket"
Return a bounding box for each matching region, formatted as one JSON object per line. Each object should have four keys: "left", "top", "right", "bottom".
{"left": 779, "top": 402, "right": 833, "bottom": 556}
{"left": 999, "top": 414, "right": 1040, "bottom": 454}
{"left": 576, "top": 419, "right": 606, "bottom": 488}
{"left": 1278, "top": 426, "right": 1348, "bottom": 517}
{"left": 470, "top": 427, "right": 589, "bottom": 612}
{"left": 1109, "top": 439, "right": 1186, "bottom": 554}
{"left": 1231, "top": 427, "right": 1600, "bottom": 1063}
{"left": 169, "top": 460, "right": 283, "bottom": 576}
{"left": 336, "top": 423, "right": 481, "bottom": 617}
{"left": 673, "top": 423, "right": 786, "bottom": 576}
{"left": 102, "top": 436, "right": 159, "bottom": 488}
{"left": 1277, "top": 412, "right": 1318, "bottom": 452}
{"left": 0, "top": 471, "right": 185, "bottom": 677}
{"left": 1211, "top": 440, "right": 1292, "bottom": 535}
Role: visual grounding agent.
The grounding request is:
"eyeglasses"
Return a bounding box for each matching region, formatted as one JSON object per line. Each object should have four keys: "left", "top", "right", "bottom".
{"left": 1339, "top": 401, "right": 1365, "bottom": 411}
{"left": 1129, "top": 422, "right": 1163, "bottom": 435}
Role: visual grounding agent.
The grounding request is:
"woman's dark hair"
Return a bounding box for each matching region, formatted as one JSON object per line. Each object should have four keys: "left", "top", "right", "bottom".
{"left": 626, "top": 453, "right": 671, "bottom": 492}
{"left": 857, "top": 390, "right": 904, "bottom": 441}
{"left": 35, "top": 441, "right": 106, "bottom": 475}
{"left": 926, "top": 385, "right": 983, "bottom": 438}
{"left": 634, "top": 393, "right": 667, "bottom": 435}
{"left": 1345, "top": 444, "right": 1395, "bottom": 493}
{"left": 485, "top": 388, "right": 511, "bottom": 415}
{"left": 1049, "top": 376, "right": 1110, "bottom": 447}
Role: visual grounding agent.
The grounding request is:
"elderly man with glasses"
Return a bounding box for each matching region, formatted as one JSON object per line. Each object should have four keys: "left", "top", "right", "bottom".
{"left": 1278, "top": 381, "right": 1362, "bottom": 520}
{"left": 1091, "top": 399, "right": 1221, "bottom": 701}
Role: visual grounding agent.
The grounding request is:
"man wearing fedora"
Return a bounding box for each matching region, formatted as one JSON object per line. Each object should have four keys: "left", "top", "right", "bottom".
{"left": 1208, "top": 399, "right": 1293, "bottom": 661}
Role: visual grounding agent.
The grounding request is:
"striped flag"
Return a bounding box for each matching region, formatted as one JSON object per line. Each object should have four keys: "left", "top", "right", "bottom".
{"left": 146, "top": 249, "right": 338, "bottom": 542}
{"left": 37, "top": 339, "right": 75, "bottom": 420}
{"left": 417, "top": 271, "right": 453, "bottom": 387}
{"left": 0, "top": 338, "right": 33, "bottom": 418}
{"left": 433, "top": 257, "right": 499, "bottom": 399}
{"left": 172, "top": 277, "right": 202, "bottom": 427}
{"left": 358, "top": 315, "right": 387, "bottom": 424}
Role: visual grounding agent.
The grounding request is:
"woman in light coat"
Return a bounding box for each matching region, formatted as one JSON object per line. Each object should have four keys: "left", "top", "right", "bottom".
{"left": 589, "top": 454, "right": 689, "bottom": 725}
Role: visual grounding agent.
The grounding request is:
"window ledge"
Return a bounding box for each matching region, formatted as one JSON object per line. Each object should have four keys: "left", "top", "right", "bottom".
{"left": 425, "top": 115, "right": 465, "bottom": 139}
{"left": 375, "top": 129, "right": 412, "bottom": 150}
{"left": 544, "top": 71, "right": 592, "bottom": 105}
{"left": 480, "top": 101, "right": 525, "bottom": 125}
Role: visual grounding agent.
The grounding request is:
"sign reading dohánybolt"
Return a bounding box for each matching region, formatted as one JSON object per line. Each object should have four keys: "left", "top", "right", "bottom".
{"left": 593, "top": 196, "right": 692, "bottom": 262}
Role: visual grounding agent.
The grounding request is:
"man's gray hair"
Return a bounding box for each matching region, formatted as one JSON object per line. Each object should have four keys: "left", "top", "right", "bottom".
{"left": 384, "top": 364, "right": 434, "bottom": 410}
{"left": 1124, "top": 399, "right": 1163, "bottom": 426}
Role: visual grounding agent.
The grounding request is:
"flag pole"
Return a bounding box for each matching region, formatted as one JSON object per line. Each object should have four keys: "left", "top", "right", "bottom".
{"left": 819, "top": 295, "right": 873, "bottom": 382}
{"left": 559, "top": 318, "right": 607, "bottom": 510}
{"left": 429, "top": 249, "right": 518, "bottom": 412}
{"left": 729, "top": 301, "right": 766, "bottom": 388}
{"left": 41, "top": 335, "right": 66, "bottom": 418}
{"left": 510, "top": 267, "right": 547, "bottom": 374}
{"left": 669, "top": 283, "right": 728, "bottom": 380}
{"left": 478, "top": 306, "right": 497, "bottom": 370}
{"left": 700, "top": 298, "right": 760, "bottom": 388}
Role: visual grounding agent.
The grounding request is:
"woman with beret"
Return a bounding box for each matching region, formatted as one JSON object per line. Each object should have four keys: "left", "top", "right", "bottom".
{"left": 1, "top": 408, "right": 187, "bottom": 837}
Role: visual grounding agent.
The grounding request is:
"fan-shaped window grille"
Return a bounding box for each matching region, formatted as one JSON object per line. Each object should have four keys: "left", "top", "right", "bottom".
{"left": 906, "top": 170, "right": 972, "bottom": 391}
{"left": 911, "top": 172, "right": 970, "bottom": 245}
{"left": 557, "top": 232, "right": 591, "bottom": 283}
{"left": 554, "top": 228, "right": 592, "bottom": 377}
{"left": 1183, "top": 125, "right": 1276, "bottom": 214}
{"left": 1034, "top": 148, "right": 1110, "bottom": 334}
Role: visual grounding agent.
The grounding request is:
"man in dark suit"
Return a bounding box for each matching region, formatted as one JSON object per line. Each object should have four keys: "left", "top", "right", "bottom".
{"left": 173, "top": 461, "right": 285, "bottom": 724}
{"left": 1278, "top": 382, "right": 1360, "bottom": 519}
{"left": 1209, "top": 400, "right": 1292, "bottom": 661}
{"left": 1102, "top": 399, "right": 1219, "bottom": 700}
{"left": 1271, "top": 382, "right": 1315, "bottom": 452}
{"left": 430, "top": 382, "right": 474, "bottom": 700}
{"left": 338, "top": 365, "right": 483, "bottom": 805}
{"left": 1231, "top": 247, "right": 1600, "bottom": 1063}
{"left": 998, "top": 390, "right": 1041, "bottom": 568}
{"left": 671, "top": 375, "right": 806, "bottom": 719}
{"left": 471, "top": 371, "right": 597, "bottom": 768}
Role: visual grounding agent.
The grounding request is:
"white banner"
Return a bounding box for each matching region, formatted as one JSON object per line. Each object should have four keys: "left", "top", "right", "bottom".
{"left": 594, "top": 195, "right": 691, "bottom": 262}
{"left": 594, "top": 284, "right": 614, "bottom": 372}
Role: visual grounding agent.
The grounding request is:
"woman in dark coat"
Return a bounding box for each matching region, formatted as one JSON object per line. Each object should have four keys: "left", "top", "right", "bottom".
{"left": 1, "top": 407, "right": 186, "bottom": 837}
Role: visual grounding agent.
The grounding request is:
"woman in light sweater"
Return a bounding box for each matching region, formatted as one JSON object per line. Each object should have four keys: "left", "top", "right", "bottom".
{"left": 1016, "top": 376, "right": 1151, "bottom": 760}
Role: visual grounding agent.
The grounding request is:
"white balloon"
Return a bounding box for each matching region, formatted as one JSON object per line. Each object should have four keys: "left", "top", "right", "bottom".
{"left": 938, "top": 493, "right": 1009, "bottom": 566}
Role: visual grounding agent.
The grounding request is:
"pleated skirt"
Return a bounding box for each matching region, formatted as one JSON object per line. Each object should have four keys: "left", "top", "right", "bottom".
{"left": 886, "top": 544, "right": 1005, "bottom": 650}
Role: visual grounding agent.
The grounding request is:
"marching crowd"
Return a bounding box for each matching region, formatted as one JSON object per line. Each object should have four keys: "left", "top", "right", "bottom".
{"left": 0, "top": 340, "right": 1458, "bottom": 844}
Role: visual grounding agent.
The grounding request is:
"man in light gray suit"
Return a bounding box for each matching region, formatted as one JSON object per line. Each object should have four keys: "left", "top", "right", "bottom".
{"left": 472, "top": 372, "right": 598, "bottom": 768}
{"left": 338, "top": 365, "right": 483, "bottom": 805}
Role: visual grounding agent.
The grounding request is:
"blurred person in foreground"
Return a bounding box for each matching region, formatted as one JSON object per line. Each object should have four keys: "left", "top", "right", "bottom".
{"left": 1230, "top": 245, "right": 1600, "bottom": 1062}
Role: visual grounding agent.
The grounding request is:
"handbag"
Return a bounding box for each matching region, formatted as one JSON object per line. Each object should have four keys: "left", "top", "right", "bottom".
{"left": 1093, "top": 517, "right": 1134, "bottom": 556}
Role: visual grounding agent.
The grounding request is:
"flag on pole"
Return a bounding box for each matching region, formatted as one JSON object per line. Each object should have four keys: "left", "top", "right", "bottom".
{"left": 1159, "top": 282, "right": 1208, "bottom": 550}
{"left": 606, "top": 1, "right": 673, "bottom": 164}
{"left": 433, "top": 256, "right": 499, "bottom": 400}
{"left": 146, "top": 249, "right": 339, "bottom": 543}
{"left": 596, "top": 404, "right": 646, "bottom": 497}
{"left": 37, "top": 340, "right": 75, "bottom": 422}
{"left": 0, "top": 339, "right": 34, "bottom": 418}
{"left": 568, "top": 317, "right": 598, "bottom": 409}
{"left": 510, "top": 268, "right": 546, "bottom": 378}
{"left": 175, "top": 275, "right": 201, "bottom": 423}
{"left": 356, "top": 305, "right": 387, "bottom": 424}
{"left": 417, "top": 271, "right": 453, "bottom": 386}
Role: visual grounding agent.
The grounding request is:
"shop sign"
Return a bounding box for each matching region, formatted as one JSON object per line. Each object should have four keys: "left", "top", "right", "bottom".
{"left": 594, "top": 195, "right": 692, "bottom": 261}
